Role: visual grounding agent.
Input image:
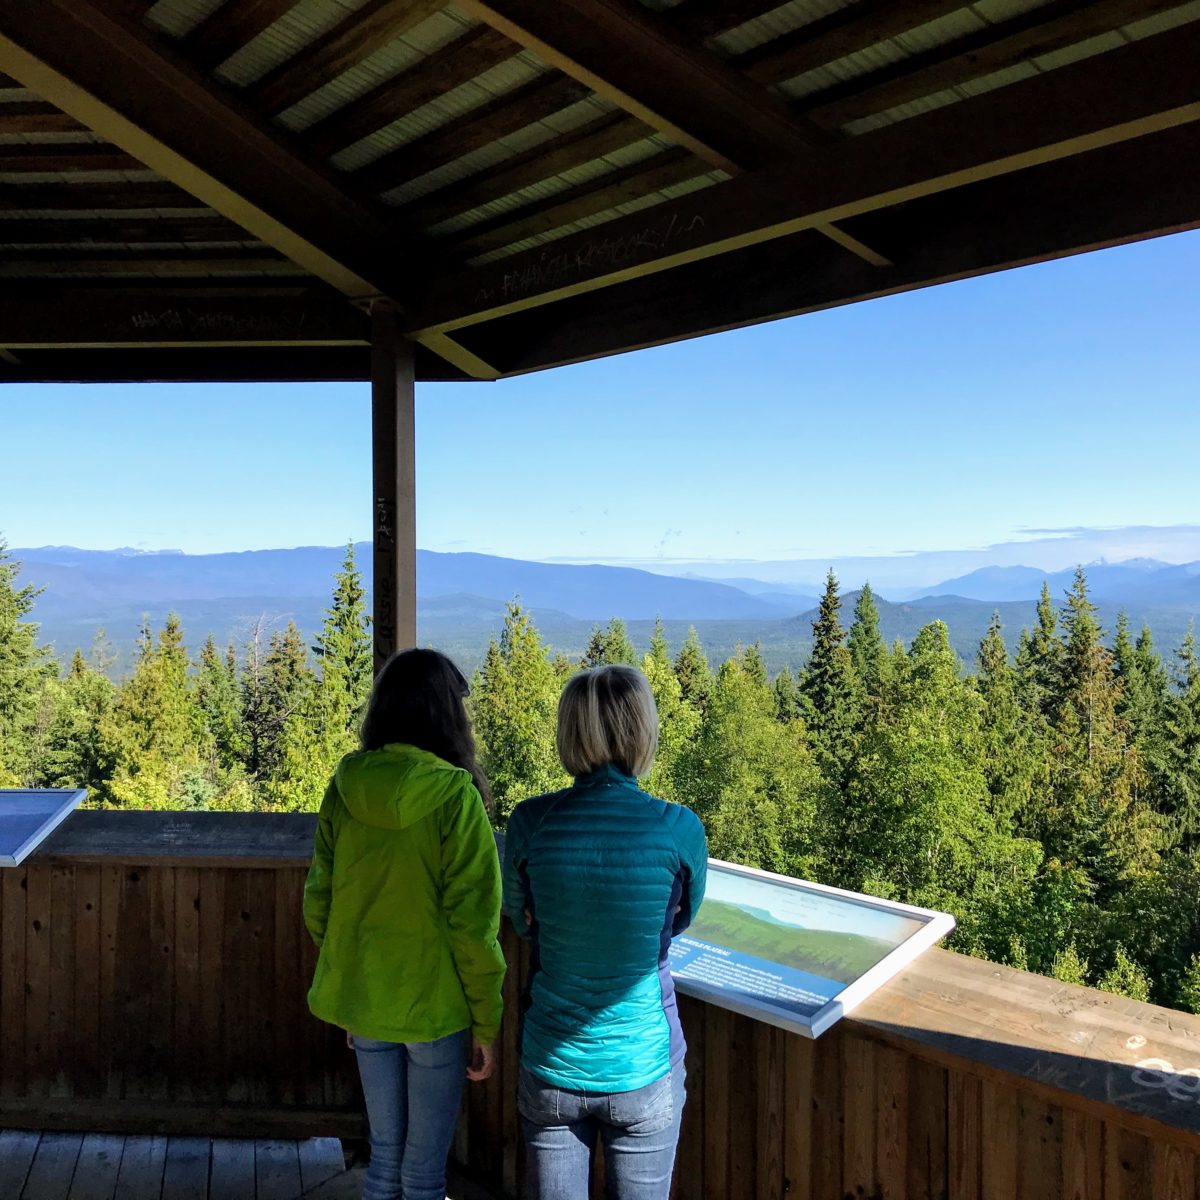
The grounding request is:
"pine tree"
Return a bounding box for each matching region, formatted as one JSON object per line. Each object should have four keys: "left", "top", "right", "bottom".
{"left": 674, "top": 626, "right": 713, "bottom": 713}
{"left": 312, "top": 541, "right": 372, "bottom": 733}
{"left": 196, "top": 634, "right": 243, "bottom": 772}
{"left": 848, "top": 582, "right": 886, "bottom": 697}
{"left": 798, "top": 570, "right": 860, "bottom": 773}
{"left": 1097, "top": 944, "right": 1152, "bottom": 1003}
{"left": 0, "top": 538, "right": 51, "bottom": 782}
{"left": 772, "top": 666, "right": 799, "bottom": 723}
{"left": 1016, "top": 581, "right": 1063, "bottom": 717}
{"left": 641, "top": 618, "right": 699, "bottom": 804}
{"left": 581, "top": 617, "right": 637, "bottom": 667}
{"left": 1163, "top": 627, "right": 1200, "bottom": 850}
{"left": 40, "top": 644, "right": 116, "bottom": 796}
{"left": 471, "top": 603, "right": 565, "bottom": 822}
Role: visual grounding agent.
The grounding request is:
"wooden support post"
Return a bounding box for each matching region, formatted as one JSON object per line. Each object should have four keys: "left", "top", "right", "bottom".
{"left": 370, "top": 302, "right": 416, "bottom": 675}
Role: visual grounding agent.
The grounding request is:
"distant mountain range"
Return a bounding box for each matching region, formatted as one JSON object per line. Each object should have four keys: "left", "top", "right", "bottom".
{"left": 12, "top": 545, "right": 1200, "bottom": 674}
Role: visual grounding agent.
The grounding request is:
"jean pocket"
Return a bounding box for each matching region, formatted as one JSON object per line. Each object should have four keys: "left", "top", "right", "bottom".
{"left": 607, "top": 1073, "right": 675, "bottom": 1135}
{"left": 517, "top": 1067, "right": 560, "bottom": 1125}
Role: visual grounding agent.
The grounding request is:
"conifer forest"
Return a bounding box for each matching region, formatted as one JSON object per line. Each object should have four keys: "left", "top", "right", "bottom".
{"left": 2, "top": 539, "right": 1198, "bottom": 1015}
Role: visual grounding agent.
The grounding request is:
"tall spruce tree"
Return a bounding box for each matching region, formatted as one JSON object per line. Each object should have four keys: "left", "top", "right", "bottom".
{"left": 0, "top": 538, "right": 50, "bottom": 783}
{"left": 641, "top": 618, "right": 699, "bottom": 804}
{"left": 798, "top": 570, "right": 860, "bottom": 773}
{"left": 674, "top": 626, "right": 714, "bottom": 714}
{"left": 848, "top": 582, "right": 886, "bottom": 698}
{"left": 581, "top": 617, "right": 637, "bottom": 667}
{"left": 1016, "top": 581, "right": 1064, "bottom": 718}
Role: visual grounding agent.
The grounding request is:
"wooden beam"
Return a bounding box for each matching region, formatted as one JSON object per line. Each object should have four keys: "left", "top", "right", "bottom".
{"left": 371, "top": 303, "right": 417, "bottom": 672}
{"left": 0, "top": 0, "right": 412, "bottom": 303}
{"left": 0, "top": 143, "right": 143, "bottom": 172}
{"left": 671, "top": 0, "right": 799, "bottom": 42}
{"left": 0, "top": 217, "right": 247, "bottom": 244}
{"left": 0, "top": 254, "right": 303, "bottom": 277}
{"left": 455, "top": 0, "right": 825, "bottom": 172}
{"left": 303, "top": 25, "right": 517, "bottom": 158}
{"left": 800, "top": 0, "right": 1195, "bottom": 130}
{"left": 352, "top": 74, "right": 589, "bottom": 195}
{"left": 470, "top": 120, "right": 1200, "bottom": 374}
{"left": 0, "top": 288, "right": 369, "bottom": 347}
{"left": 181, "top": 0, "right": 299, "bottom": 72}
{"left": 735, "top": 0, "right": 972, "bottom": 88}
{"left": 407, "top": 22, "right": 1200, "bottom": 335}
{"left": 0, "top": 182, "right": 207, "bottom": 211}
{"left": 246, "top": 0, "right": 446, "bottom": 117}
{"left": 0, "top": 102, "right": 84, "bottom": 134}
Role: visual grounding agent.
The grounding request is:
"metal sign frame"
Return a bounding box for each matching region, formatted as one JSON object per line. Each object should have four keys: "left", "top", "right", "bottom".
{"left": 0, "top": 789, "right": 87, "bottom": 867}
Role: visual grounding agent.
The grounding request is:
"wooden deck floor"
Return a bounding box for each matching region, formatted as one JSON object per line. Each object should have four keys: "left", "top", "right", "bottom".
{"left": 0, "top": 1131, "right": 349, "bottom": 1200}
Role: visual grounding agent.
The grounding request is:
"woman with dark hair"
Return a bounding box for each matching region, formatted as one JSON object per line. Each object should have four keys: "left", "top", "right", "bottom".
{"left": 303, "top": 648, "right": 505, "bottom": 1200}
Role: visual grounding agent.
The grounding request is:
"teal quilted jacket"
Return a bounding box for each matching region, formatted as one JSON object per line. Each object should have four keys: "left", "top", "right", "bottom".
{"left": 502, "top": 764, "right": 708, "bottom": 1092}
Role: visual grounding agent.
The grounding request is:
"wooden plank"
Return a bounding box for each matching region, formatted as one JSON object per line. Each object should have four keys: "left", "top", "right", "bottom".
{"left": 113, "top": 1136, "right": 167, "bottom": 1200}
{"left": 0, "top": 144, "right": 142, "bottom": 173}
{"left": 172, "top": 866, "right": 201, "bottom": 1104}
{"left": 273, "top": 869, "right": 302, "bottom": 1110}
{"left": 48, "top": 865, "right": 76, "bottom": 1100}
{"left": 255, "top": 1139, "right": 302, "bottom": 1200}
{"left": 702, "top": 1003, "right": 730, "bottom": 1200}
{"left": 71, "top": 865, "right": 102, "bottom": 1099}
{"left": 1150, "top": 1142, "right": 1197, "bottom": 1200}
{"left": 0, "top": 182, "right": 203, "bottom": 212}
{"left": 803, "top": 0, "right": 1193, "bottom": 131}
{"left": 1061, "top": 1111, "right": 1105, "bottom": 1200}
{"left": 907, "top": 1056, "right": 947, "bottom": 1200}
{"left": 755, "top": 1022, "right": 784, "bottom": 1200}
{"left": 781, "top": 1032, "right": 813, "bottom": 1200}
{"left": 875, "top": 1044, "right": 909, "bottom": 1198}
{"left": 182, "top": 0, "right": 298, "bottom": 72}
{"left": 455, "top": 0, "right": 825, "bottom": 172}
{"left": 246, "top": 869, "right": 278, "bottom": 1107}
{"left": 674, "top": 994, "right": 705, "bottom": 1200}
{"left": 371, "top": 304, "right": 418, "bottom": 667}
{"left": 161, "top": 1137, "right": 210, "bottom": 1200}
{"left": 0, "top": 105, "right": 84, "bottom": 134}
{"left": 0, "top": 1130, "right": 40, "bottom": 1198}
{"left": 980, "top": 1081, "right": 1019, "bottom": 1200}
{"left": 248, "top": 0, "right": 446, "bottom": 115}
{"left": 98, "top": 866, "right": 122, "bottom": 1100}
{"left": 221, "top": 871, "right": 253, "bottom": 1104}
{"left": 0, "top": 0, "right": 412, "bottom": 305}
{"left": 66, "top": 1134, "right": 125, "bottom": 1200}
{"left": 0, "top": 218, "right": 247, "bottom": 245}
{"left": 409, "top": 23, "right": 1200, "bottom": 335}
{"left": 298, "top": 1138, "right": 345, "bottom": 1193}
{"left": 147, "top": 866, "right": 176, "bottom": 1100}
{"left": 304, "top": 24, "right": 517, "bottom": 157}
{"left": 20, "top": 1132, "right": 83, "bottom": 1200}
{"left": 1017, "top": 1093, "right": 1063, "bottom": 1200}
{"left": 948, "top": 1070, "right": 982, "bottom": 1200}
{"left": 209, "top": 1139, "right": 256, "bottom": 1200}
{"left": 1106, "top": 1124, "right": 1152, "bottom": 1200}
{"left": 117, "top": 866, "right": 153, "bottom": 1101}
{"left": 1, "top": 867, "right": 29, "bottom": 1098}
{"left": 352, "top": 74, "right": 589, "bottom": 194}
{"left": 671, "top": 0, "right": 791, "bottom": 41}
{"left": 35, "top": 811, "right": 317, "bottom": 866}
{"left": 810, "top": 1027, "right": 844, "bottom": 1200}
{"left": 843, "top": 1034, "right": 877, "bottom": 1198}
{"left": 25, "top": 864, "right": 53, "bottom": 1100}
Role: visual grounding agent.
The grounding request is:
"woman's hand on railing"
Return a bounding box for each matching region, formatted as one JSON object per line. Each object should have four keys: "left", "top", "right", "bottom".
{"left": 467, "top": 1038, "right": 496, "bottom": 1082}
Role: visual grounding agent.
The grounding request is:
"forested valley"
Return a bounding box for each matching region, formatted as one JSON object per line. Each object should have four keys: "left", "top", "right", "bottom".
{"left": 2, "top": 539, "right": 1198, "bottom": 1015}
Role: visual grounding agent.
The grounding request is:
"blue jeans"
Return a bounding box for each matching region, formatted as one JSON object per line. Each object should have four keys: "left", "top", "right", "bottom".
{"left": 519, "top": 1062, "right": 686, "bottom": 1200}
{"left": 353, "top": 1030, "right": 469, "bottom": 1200}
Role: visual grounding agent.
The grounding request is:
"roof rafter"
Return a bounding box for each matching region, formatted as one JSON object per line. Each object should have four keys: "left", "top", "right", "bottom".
{"left": 408, "top": 22, "right": 1200, "bottom": 336}
{"left": 181, "top": 0, "right": 300, "bottom": 72}
{"left": 453, "top": 0, "right": 887, "bottom": 264}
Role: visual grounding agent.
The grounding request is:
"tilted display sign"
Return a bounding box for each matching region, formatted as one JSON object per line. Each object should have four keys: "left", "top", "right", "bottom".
{"left": 0, "top": 789, "right": 86, "bottom": 867}
{"left": 670, "top": 860, "right": 956, "bottom": 1038}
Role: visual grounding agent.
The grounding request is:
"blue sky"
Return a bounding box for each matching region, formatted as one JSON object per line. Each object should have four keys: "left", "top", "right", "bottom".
{"left": 3, "top": 228, "right": 1198, "bottom": 585}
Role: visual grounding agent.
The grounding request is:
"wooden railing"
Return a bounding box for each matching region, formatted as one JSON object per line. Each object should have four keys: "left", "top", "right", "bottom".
{"left": 3, "top": 812, "right": 1198, "bottom": 1199}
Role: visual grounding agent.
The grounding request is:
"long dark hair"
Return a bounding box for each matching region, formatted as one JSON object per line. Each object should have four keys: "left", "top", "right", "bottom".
{"left": 360, "top": 648, "right": 492, "bottom": 812}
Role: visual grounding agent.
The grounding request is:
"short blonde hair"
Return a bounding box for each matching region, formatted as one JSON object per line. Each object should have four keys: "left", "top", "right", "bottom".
{"left": 557, "top": 665, "right": 659, "bottom": 778}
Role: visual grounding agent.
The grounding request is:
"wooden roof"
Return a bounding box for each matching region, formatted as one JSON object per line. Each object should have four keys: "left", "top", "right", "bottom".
{"left": 0, "top": 0, "right": 1197, "bottom": 383}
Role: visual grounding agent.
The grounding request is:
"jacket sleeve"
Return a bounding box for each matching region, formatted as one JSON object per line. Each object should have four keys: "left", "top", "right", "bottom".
{"left": 501, "top": 806, "right": 534, "bottom": 940}
{"left": 441, "top": 782, "right": 506, "bottom": 1045}
{"left": 672, "top": 809, "right": 709, "bottom": 936}
{"left": 303, "top": 777, "right": 340, "bottom": 948}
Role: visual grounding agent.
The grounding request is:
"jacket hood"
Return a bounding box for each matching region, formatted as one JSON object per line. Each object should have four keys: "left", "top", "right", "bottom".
{"left": 335, "top": 744, "right": 470, "bottom": 830}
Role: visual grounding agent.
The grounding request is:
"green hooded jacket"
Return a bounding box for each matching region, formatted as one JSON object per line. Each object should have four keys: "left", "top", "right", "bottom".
{"left": 302, "top": 743, "right": 505, "bottom": 1044}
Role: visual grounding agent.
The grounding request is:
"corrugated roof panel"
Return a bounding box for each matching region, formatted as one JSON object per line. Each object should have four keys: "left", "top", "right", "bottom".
{"left": 778, "top": 40, "right": 910, "bottom": 102}
{"left": 145, "top": 0, "right": 227, "bottom": 38}
{"left": 0, "top": 170, "right": 162, "bottom": 184}
{"left": 427, "top": 134, "right": 675, "bottom": 235}
{"left": 1124, "top": 0, "right": 1200, "bottom": 39}
{"left": 712, "top": 1, "right": 849, "bottom": 57}
{"left": 381, "top": 95, "right": 614, "bottom": 205}
{"left": 953, "top": 59, "right": 1040, "bottom": 98}
{"left": 218, "top": 0, "right": 375, "bottom": 89}
{"left": 1031, "top": 29, "right": 1126, "bottom": 71}
{"left": 0, "top": 88, "right": 36, "bottom": 102}
{"left": 969, "top": 0, "right": 1059, "bottom": 23}
{"left": 0, "top": 207, "right": 216, "bottom": 221}
{"left": 889, "top": 7, "right": 989, "bottom": 55}
{"left": 469, "top": 172, "right": 724, "bottom": 265}
{"left": 838, "top": 87, "right": 962, "bottom": 137}
{"left": 277, "top": 9, "right": 473, "bottom": 131}
{"left": 331, "top": 50, "right": 549, "bottom": 170}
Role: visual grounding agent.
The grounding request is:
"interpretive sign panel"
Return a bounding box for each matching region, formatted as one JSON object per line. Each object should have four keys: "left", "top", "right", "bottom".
{"left": 670, "top": 860, "right": 955, "bottom": 1037}
{"left": 0, "top": 789, "right": 86, "bottom": 867}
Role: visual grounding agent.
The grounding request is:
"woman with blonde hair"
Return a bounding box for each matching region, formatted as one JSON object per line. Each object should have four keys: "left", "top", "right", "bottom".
{"left": 503, "top": 664, "right": 708, "bottom": 1199}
